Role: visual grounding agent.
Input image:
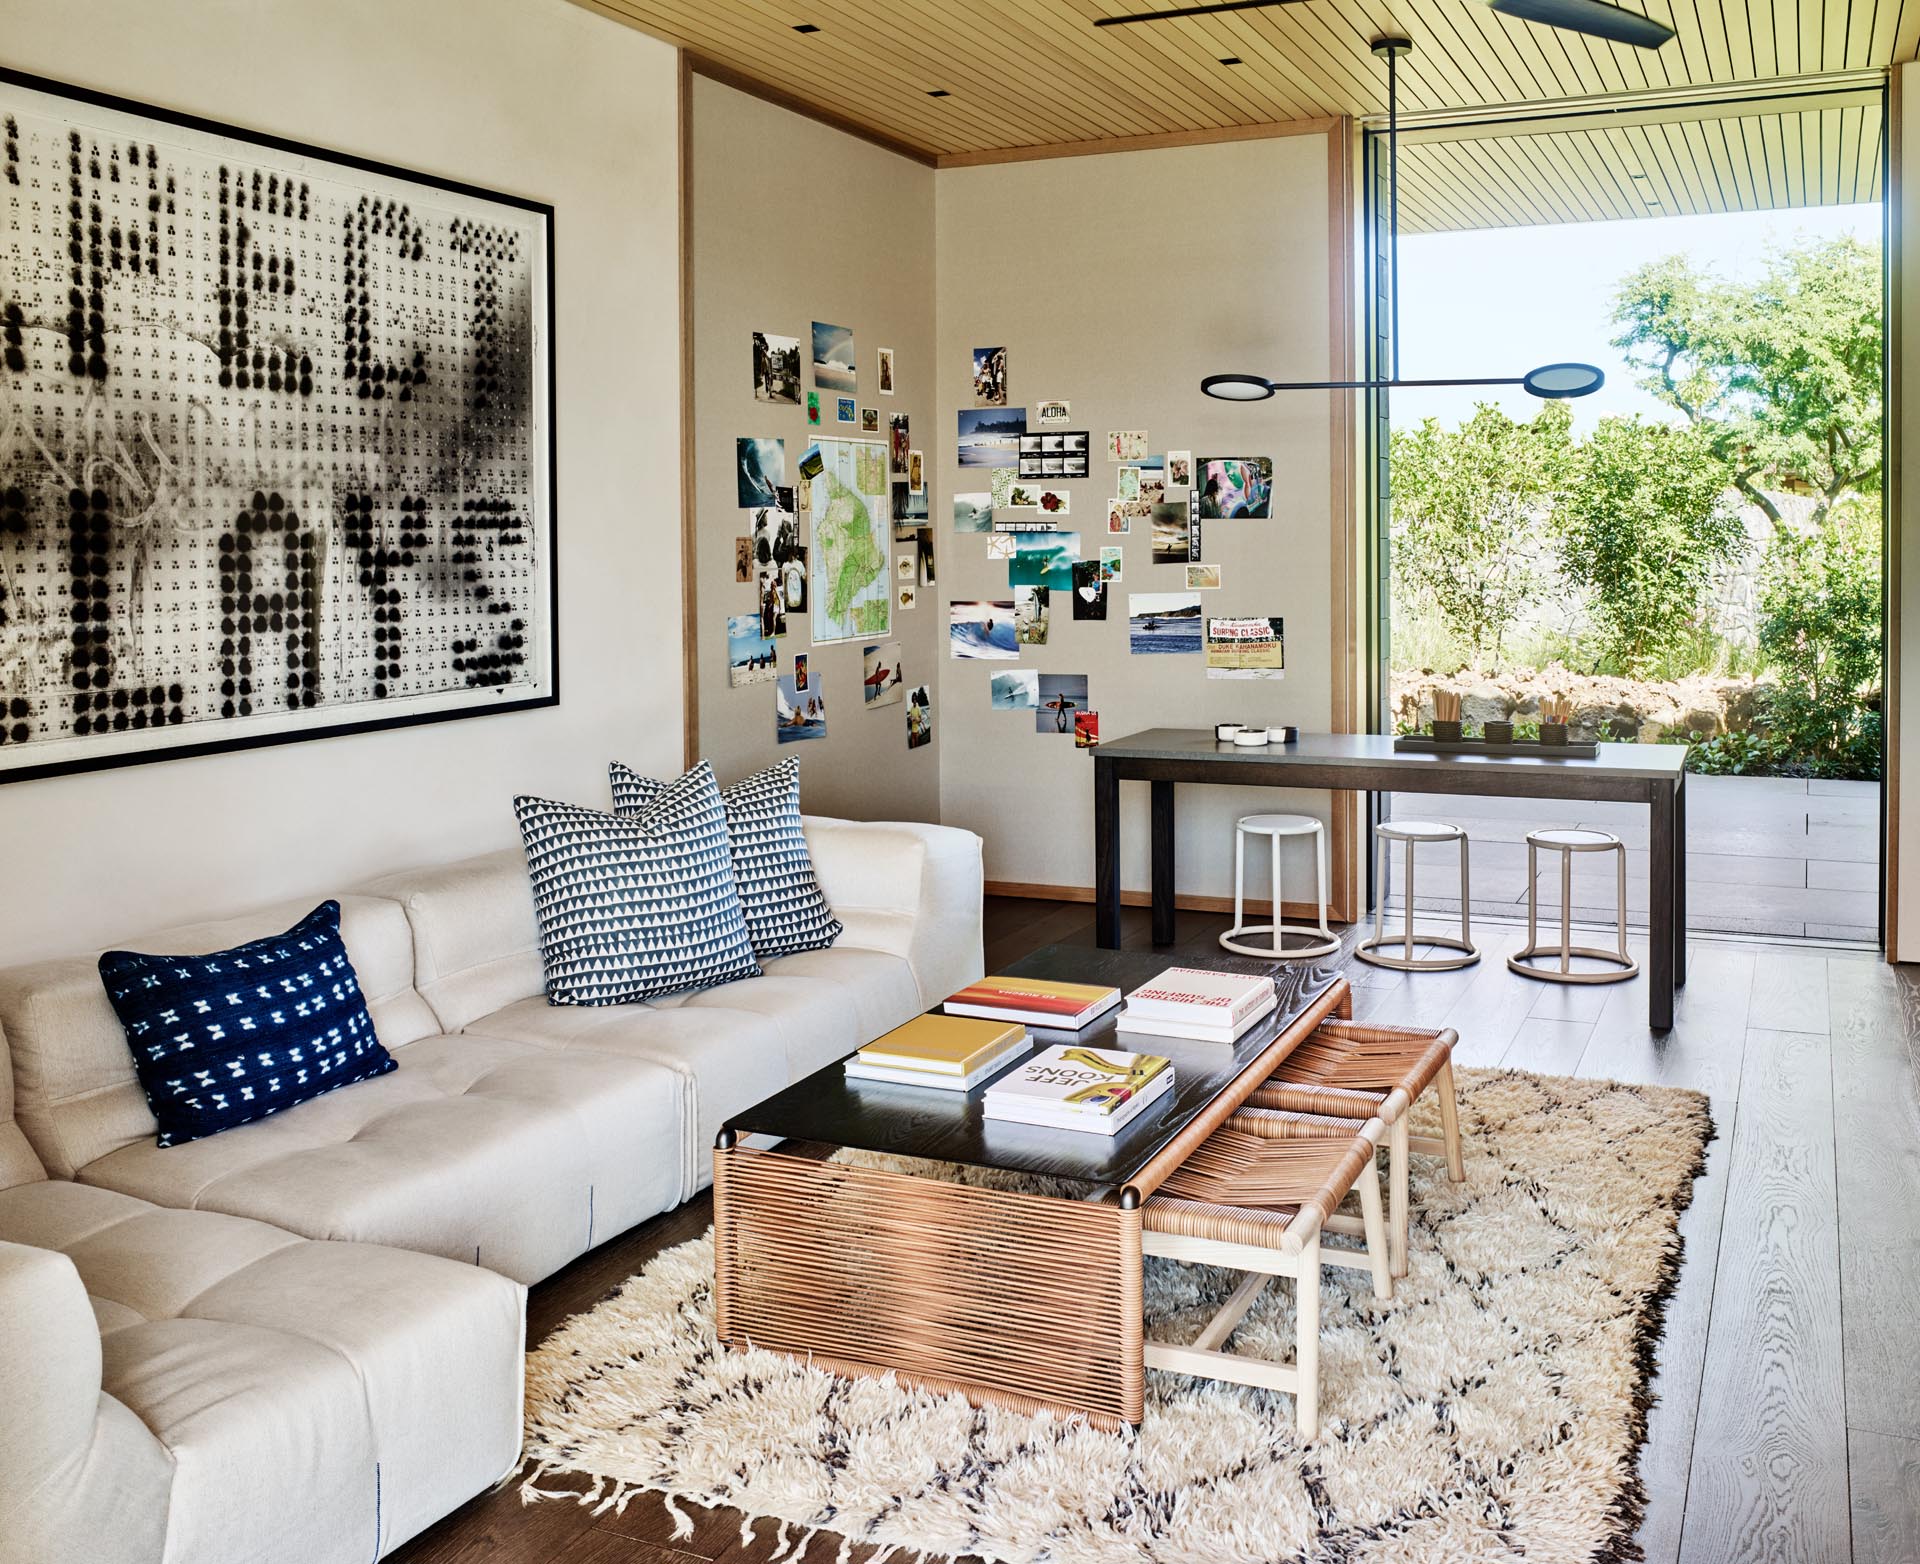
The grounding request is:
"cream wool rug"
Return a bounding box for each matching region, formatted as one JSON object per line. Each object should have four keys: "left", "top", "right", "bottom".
{"left": 519, "top": 1068, "right": 1712, "bottom": 1564}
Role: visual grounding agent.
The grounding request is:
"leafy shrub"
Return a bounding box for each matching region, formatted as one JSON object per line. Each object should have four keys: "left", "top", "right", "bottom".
{"left": 1755, "top": 510, "right": 1881, "bottom": 777}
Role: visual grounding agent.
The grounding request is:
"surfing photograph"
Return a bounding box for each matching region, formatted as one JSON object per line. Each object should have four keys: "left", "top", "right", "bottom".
{"left": 727, "top": 614, "right": 776, "bottom": 688}
{"left": 737, "top": 437, "right": 785, "bottom": 508}
{"left": 989, "top": 669, "right": 1038, "bottom": 710}
{"left": 775, "top": 673, "right": 828, "bottom": 743}
{"left": 950, "top": 599, "right": 1018, "bottom": 659}
{"left": 862, "top": 641, "right": 904, "bottom": 707}
{"left": 1035, "top": 673, "right": 1088, "bottom": 736}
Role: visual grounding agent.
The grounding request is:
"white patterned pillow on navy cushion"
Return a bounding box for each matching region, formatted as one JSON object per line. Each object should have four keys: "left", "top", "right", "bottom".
{"left": 514, "top": 760, "right": 761, "bottom": 1005}
{"left": 98, "top": 899, "right": 397, "bottom": 1147}
{"left": 609, "top": 756, "right": 843, "bottom": 960}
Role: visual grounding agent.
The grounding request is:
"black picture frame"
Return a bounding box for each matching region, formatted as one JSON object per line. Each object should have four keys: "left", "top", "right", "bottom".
{"left": 0, "top": 65, "right": 559, "bottom": 786}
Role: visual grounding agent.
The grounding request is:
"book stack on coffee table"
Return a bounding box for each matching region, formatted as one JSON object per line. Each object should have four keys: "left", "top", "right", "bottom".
{"left": 982, "top": 1044, "right": 1173, "bottom": 1136}
{"left": 843, "top": 1014, "right": 1031, "bottom": 1091}
{"left": 942, "top": 974, "right": 1122, "bottom": 1030}
{"left": 1115, "top": 966, "right": 1278, "bottom": 1044}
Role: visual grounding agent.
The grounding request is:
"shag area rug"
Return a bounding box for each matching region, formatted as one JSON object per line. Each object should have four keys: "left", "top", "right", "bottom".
{"left": 520, "top": 1068, "right": 1711, "bottom": 1564}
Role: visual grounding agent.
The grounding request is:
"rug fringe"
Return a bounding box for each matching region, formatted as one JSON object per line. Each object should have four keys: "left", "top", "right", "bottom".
{"left": 662, "top": 1492, "right": 695, "bottom": 1540}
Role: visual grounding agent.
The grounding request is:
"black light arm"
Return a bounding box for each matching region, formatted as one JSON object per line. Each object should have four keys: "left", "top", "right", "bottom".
{"left": 1202, "top": 364, "right": 1606, "bottom": 400}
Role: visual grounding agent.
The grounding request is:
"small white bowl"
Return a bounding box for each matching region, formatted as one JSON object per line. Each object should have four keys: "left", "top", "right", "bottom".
{"left": 1214, "top": 723, "right": 1243, "bottom": 741}
{"left": 1267, "top": 726, "right": 1298, "bottom": 743}
{"left": 1232, "top": 729, "right": 1269, "bottom": 747}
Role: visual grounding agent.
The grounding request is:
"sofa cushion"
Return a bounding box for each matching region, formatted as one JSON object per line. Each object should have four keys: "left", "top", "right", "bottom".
{"left": 98, "top": 900, "right": 397, "bottom": 1148}
{"left": 356, "top": 849, "right": 545, "bottom": 1035}
{"left": 515, "top": 762, "right": 761, "bottom": 1005}
{"left": 0, "top": 894, "right": 436, "bottom": 1181}
{"left": 0, "top": 1019, "right": 45, "bottom": 1193}
{"left": 462, "top": 946, "right": 921, "bottom": 1194}
{"left": 70, "top": 1033, "right": 685, "bottom": 1284}
{"left": 0, "top": 1181, "right": 525, "bottom": 1562}
{"left": 611, "top": 756, "right": 842, "bottom": 959}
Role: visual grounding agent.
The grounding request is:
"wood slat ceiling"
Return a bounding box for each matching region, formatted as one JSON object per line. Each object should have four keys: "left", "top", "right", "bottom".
{"left": 577, "top": 0, "right": 1905, "bottom": 229}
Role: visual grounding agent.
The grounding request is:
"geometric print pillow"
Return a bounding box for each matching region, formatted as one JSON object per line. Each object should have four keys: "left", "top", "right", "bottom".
{"left": 609, "top": 756, "right": 842, "bottom": 961}
{"left": 97, "top": 899, "right": 397, "bottom": 1148}
{"left": 514, "top": 760, "right": 762, "bottom": 1006}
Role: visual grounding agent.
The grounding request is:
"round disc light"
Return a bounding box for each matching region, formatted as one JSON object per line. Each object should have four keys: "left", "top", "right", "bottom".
{"left": 1200, "top": 373, "right": 1275, "bottom": 402}
{"left": 1522, "top": 362, "right": 1606, "bottom": 399}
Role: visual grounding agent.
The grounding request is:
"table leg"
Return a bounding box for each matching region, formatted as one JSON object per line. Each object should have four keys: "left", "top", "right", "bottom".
{"left": 1674, "top": 772, "right": 1688, "bottom": 986}
{"left": 1150, "top": 780, "right": 1176, "bottom": 946}
{"left": 1095, "top": 756, "right": 1121, "bottom": 949}
{"left": 1649, "top": 782, "right": 1675, "bottom": 1031}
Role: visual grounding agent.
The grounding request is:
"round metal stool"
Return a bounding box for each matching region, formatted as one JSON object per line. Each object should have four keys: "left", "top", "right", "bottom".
{"left": 1507, "top": 828, "right": 1639, "bottom": 984}
{"left": 1220, "top": 813, "right": 1340, "bottom": 960}
{"left": 1356, "top": 820, "right": 1480, "bottom": 971}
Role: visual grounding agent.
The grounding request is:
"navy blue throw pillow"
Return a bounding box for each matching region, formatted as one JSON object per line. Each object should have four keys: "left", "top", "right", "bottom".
{"left": 98, "top": 900, "right": 397, "bottom": 1148}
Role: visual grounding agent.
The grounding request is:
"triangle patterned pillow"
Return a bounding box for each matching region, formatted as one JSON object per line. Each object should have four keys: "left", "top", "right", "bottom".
{"left": 610, "top": 756, "right": 842, "bottom": 961}
{"left": 514, "top": 760, "right": 761, "bottom": 1005}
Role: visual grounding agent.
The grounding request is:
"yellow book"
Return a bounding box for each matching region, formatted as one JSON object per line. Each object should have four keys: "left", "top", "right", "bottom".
{"left": 856, "top": 1014, "right": 1028, "bottom": 1076}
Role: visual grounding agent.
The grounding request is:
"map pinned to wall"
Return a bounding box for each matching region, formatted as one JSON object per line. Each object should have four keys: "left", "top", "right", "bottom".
{"left": 807, "top": 439, "right": 891, "bottom": 645}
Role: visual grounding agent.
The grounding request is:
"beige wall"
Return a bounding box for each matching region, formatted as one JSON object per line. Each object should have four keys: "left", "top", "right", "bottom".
{"left": 932, "top": 132, "right": 1351, "bottom": 909}
{"left": 689, "top": 77, "right": 940, "bottom": 822}
{"left": 0, "top": 0, "right": 681, "bottom": 963}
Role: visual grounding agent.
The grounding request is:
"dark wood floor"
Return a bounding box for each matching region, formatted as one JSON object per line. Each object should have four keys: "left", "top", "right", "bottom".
{"left": 390, "top": 897, "right": 1920, "bottom": 1564}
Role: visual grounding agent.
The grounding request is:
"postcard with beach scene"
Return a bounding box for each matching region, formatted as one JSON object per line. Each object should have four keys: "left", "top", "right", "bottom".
{"left": 950, "top": 600, "right": 1018, "bottom": 659}
{"left": 954, "top": 492, "right": 992, "bottom": 533}
{"left": 1035, "top": 673, "right": 1088, "bottom": 736}
{"left": 775, "top": 673, "right": 828, "bottom": 742}
{"left": 990, "top": 669, "right": 1038, "bottom": 710}
{"left": 1150, "top": 501, "right": 1191, "bottom": 563}
{"left": 1187, "top": 563, "right": 1222, "bottom": 590}
{"left": 1007, "top": 531, "right": 1080, "bottom": 591}
{"left": 958, "top": 407, "right": 1026, "bottom": 468}
{"left": 727, "top": 614, "right": 776, "bottom": 687}
{"left": 1014, "top": 584, "right": 1050, "bottom": 645}
{"left": 862, "top": 641, "right": 905, "bottom": 707}
{"left": 1129, "top": 592, "right": 1204, "bottom": 654}
{"left": 812, "top": 321, "right": 855, "bottom": 394}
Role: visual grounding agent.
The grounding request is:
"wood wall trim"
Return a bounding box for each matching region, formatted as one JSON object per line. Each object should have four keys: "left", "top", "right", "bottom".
{"left": 985, "top": 880, "right": 1344, "bottom": 925}
{"left": 687, "top": 53, "right": 938, "bottom": 167}
{"left": 934, "top": 116, "right": 1341, "bottom": 170}
{"left": 678, "top": 50, "right": 700, "bottom": 771}
{"left": 1326, "top": 116, "right": 1360, "bottom": 927}
{"left": 1887, "top": 67, "right": 1903, "bottom": 962}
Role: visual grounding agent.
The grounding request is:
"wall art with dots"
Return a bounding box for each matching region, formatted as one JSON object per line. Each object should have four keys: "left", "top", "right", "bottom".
{"left": 0, "top": 69, "right": 555, "bottom": 783}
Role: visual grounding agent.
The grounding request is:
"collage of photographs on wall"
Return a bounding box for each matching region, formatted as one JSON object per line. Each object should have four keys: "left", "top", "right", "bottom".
{"left": 952, "top": 345, "right": 1285, "bottom": 750}
{"left": 735, "top": 326, "right": 932, "bottom": 751}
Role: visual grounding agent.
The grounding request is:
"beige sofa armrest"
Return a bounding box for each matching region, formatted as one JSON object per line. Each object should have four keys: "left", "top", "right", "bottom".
{"left": 801, "top": 817, "right": 985, "bottom": 1008}
{"left": 0, "top": 1241, "right": 171, "bottom": 1564}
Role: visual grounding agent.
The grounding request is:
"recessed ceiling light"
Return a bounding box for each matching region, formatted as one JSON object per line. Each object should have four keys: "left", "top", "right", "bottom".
{"left": 1219, "top": 55, "right": 1243, "bottom": 64}
{"left": 928, "top": 88, "right": 951, "bottom": 97}
{"left": 792, "top": 22, "right": 820, "bottom": 33}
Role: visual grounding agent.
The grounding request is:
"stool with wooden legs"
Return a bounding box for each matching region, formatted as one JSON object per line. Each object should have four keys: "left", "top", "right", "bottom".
{"left": 1140, "top": 1109, "right": 1392, "bottom": 1440}
{"left": 1246, "top": 1019, "right": 1463, "bottom": 1281}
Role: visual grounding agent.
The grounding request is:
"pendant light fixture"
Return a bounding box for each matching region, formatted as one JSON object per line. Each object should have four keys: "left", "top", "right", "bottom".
{"left": 1201, "top": 37, "right": 1605, "bottom": 404}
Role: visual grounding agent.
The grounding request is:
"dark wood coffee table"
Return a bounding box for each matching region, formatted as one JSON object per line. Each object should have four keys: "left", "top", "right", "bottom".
{"left": 711, "top": 946, "right": 1350, "bottom": 1428}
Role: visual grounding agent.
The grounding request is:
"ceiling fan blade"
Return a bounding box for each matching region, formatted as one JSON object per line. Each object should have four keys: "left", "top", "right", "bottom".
{"left": 1482, "top": 0, "right": 1675, "bottom": 48}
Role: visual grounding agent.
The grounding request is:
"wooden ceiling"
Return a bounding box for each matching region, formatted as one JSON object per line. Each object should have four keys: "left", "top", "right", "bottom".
{"left": 576, "top": 0, "right": 1905, "bottom": 228}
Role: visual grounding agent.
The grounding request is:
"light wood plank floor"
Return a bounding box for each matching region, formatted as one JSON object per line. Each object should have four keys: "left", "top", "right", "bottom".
{"left": 390, "top": 897, "right": 1920, "bottom": 1564}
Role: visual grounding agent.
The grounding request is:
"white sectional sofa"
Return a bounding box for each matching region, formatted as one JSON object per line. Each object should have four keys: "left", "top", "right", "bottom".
{"left": 0, "top": 815, "right": 985, "bottom": 1563}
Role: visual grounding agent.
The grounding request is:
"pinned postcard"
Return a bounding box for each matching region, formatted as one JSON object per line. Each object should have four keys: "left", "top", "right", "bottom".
{"left": 954, "top": 492, "right": 993, "bottom": 533}
{"left": 1129, "top": 592, "right": 1203, "bottom": 654}
{"left": 727, "top": 614, "right": 776, "bottom": 687}
{"left": 1206, "top": 616, "right": 1286, "bottom": 678}
{"left": 990, "top": 669, "right": 1039, "bottom": 710}
{"left": 1035, "top": 398, "right": 1071, "bottom": 426}
{"left": 863, "top": 641, "right": 904, "bottom": 707}
{"left": 1197, "top": 457, "right": 1274, "bottom": 519}
{"left": 973, "top": 345, "right": 1008, "bottom": 406}
{"left": 775, "top": 673, "right": 828, "bottom": 742}
{"left": 1107, "top": 430, "right": 1148, "bottom": 462}
{"left": 1035, "top": 673, "right": 1089, "bottom": 737}
{"left": 907, "top": 684, "right": 933, "bottom": 748}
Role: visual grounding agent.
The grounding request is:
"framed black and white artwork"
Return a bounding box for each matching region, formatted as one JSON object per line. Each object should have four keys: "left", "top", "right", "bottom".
{"left": 0, "top": 67, "right": 556, "bottom": 784}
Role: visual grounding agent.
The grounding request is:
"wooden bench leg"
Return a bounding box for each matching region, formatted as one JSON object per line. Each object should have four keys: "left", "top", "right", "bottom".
{"left": 1356, "top": 1155, "right": 1393, "bottom": 1301}
{"left": 1388, "top": 1117, "right": 1410, "bottom": 1280}
{"left": 1436, "top": 1061, "right": 1465, "bottom": 1182}
{"left": 1296, "top": 1231, "right": 1321, "bottom": 1440}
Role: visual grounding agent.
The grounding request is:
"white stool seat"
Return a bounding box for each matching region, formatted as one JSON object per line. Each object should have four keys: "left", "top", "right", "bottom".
{"left": 1376, "top": 819, "right": 1465, "bottom": 843}
{"left": 1528, "top": 827, "right": 1619, "bottom": 851}
{"left": 1236, "top": 813, "right": 1324, "bottom": 837}
{"left": 1221, "top": 813, "right": 1339, "bottom": 961}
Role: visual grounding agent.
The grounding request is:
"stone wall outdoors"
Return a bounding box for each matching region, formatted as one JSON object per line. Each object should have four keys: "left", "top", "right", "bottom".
{"left": 1390, "top": 666, "right": 1773, "bottom": 743}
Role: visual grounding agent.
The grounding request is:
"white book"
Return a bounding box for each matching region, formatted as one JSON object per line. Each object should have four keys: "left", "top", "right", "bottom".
{"left": 1124, "top": 967, "right": 1275, "bottom": 1027}
{"left": 1115, "top": 991, "right": 1279, "bottom": 1045}
{"left": 843, "top": 1044, "right": 1031, "bottom": 1093}
{"left": 982, "top": 1067, "right": 1174, "bottom": 1136}
{"left": 982, "top": 1043, "right": 1172, "bottom": 1133}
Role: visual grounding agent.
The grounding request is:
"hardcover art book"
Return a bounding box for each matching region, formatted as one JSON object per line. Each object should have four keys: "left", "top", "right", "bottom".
{"left": 944, "top": 977, "right": 1122, "bottom": 1030}
{"left": 982, "top": 1045, "right": 1173, "bottom": 1134}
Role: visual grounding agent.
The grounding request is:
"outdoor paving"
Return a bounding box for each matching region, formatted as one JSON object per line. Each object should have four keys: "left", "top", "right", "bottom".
{"left": 1381, "top": 773, "right": 1881, "bottom": 944}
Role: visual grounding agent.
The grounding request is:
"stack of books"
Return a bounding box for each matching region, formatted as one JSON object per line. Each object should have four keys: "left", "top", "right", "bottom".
{"left": 982, "top": 1044, "right": 1173, "bottom": 1136}
{"left": 943, "top": 974, "right": 1122, "bottom": 1031}
{"left": 843, "top": 1014, "right": 1030, "bottom": 1091}
{"left": 1115, "top": 966, "right": 1278, "bottom": 1045}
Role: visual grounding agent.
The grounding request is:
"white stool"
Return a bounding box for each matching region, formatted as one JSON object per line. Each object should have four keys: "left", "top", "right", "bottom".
{"left": 1220, "top": 814, "right": 1339, "bottom": 960}
{"left": 1355, "top": 820, "right": 1480, "bottom": 972}
{"left": 1508, "top": 828, "right": 1638, "bottom": 984}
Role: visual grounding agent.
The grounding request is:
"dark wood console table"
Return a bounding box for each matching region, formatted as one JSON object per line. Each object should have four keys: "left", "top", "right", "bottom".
{"left": 1092, "top": 729, "right": 1687, "bottom": 1029}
